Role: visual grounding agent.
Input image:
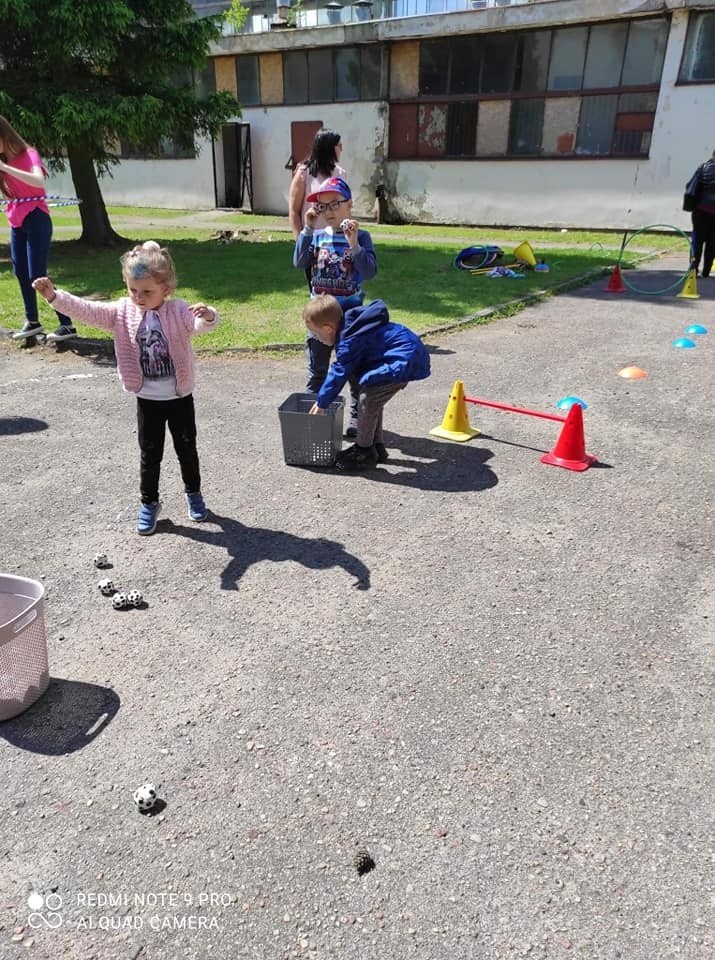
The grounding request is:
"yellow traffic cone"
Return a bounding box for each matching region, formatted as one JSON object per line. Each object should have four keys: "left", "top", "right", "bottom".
{"left": 513, "top": 240, "right": 537, "bottom": 269}
{"left": 430, "top": 380, "right": 479, "bottom": 442}
{"left": 677, "top": 268, "right": 699, "bottom": 300}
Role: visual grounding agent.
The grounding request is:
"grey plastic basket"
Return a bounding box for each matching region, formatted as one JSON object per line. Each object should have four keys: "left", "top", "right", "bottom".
{"left": 0, "top": 574, "right": 49, "bottom": 722}
{"left": 278, "top": 393, "right": 345, "bottom": 467}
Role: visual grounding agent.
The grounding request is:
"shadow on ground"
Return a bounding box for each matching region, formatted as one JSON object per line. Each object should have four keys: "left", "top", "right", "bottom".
{"left": 330, "top": 433, "right": 498, "bottom": 492}
{"left": 0, "top": 416, "right": 48, "bottom": 436}
{"left": 164, "top": 513, "right": 372, "bottom": 592}
{"left": 0, "top": 678, "right": 120, "bottom": 755}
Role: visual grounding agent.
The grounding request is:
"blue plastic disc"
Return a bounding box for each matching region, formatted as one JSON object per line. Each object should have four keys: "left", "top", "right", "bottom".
{"left": 556, "top": 396, "right": 588, "bottom": 410}
{"left": 672, "top": 337, "right": 696, "bottom": 349}
{"left": 685, "top": 324, "right": 708, "bottom": 335}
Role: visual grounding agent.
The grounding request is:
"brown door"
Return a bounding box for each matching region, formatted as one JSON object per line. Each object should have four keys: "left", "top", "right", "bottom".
{"left": 287, "top": 120, "right": 323, "bottom": 173}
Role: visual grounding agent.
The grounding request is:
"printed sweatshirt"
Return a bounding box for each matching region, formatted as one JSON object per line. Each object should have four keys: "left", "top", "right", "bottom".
{"left": 50, "top": 291, "right": 218, "bottom": 396}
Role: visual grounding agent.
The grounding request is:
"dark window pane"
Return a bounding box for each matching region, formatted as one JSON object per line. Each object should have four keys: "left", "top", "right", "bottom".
{"left": 309, "top": 49, "right": 333, "bottom": 102}
{"left": 284, "top": 52, "right": 308, "bottom": 104}
{"left": 420, "top": 39, "right": 450, "bottom": 95}
{"left": 548, "top": 26, "right": 588, "bottom": 90}
{"left": 236, "top": 55, "right": 260, "bottom": 106}
{"left": 576, "top": 95, "right": 618, "bottom": 154}
{"left": 481, "top": 34, "right": 517, "bottom": 93}
{"left": 446, "top": 101, "right": 478, "bottom": 156}
{"left": 623, "top": 18, "right": 668, "bottom": 85}
{"left": 336, "top": 47, "right": 360, "bottom": 100}
{"left": 361, "top": 45, "right": 385, "bottom": 99}
{"left": 612, "top": 128, "right": 651, "bottom": 156}
{"left": 509, "top": 99, "right": 544, "bottom": 154}
{"left": 196, "top": 61, "right": 216, "bottom": 99}
{"left": 618, "top": 92, "right": 658, "bottom": 112}
{"left": 389, "top": 103, "right": 418, "bottom": 159}
{"left": 680, "top": 12, "right": 715, "bottom": 80}
{"left": 583, "top": 22, "right": 627, "bottom": 88}
{"left": 449, "top": 37, "right": 480, "bottom": 94}
{"left": 516, "top": 30, "right": 551, "bottom": 92}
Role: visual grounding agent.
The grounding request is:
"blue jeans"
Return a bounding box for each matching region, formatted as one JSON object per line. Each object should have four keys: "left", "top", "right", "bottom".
{"left": 10, "top": 208, "right": 70, "bottom": 325}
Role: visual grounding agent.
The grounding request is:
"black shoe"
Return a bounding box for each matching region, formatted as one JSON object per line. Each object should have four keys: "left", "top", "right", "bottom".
{"left": 12, "top": 320, "right": 44, "bottom": 340}
{"left": 46, "top": 324, "right": 77, "bottom": 342}
{"left": 335, "top": 443, "right": 378, "bottom": 470}
{"left": 374, "top": 442, "right": 389, "bottom": 463}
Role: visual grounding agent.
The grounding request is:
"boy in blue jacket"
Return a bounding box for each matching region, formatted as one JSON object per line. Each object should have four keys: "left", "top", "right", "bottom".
{"left": 306, "top": 294, "right": 431, "bottom": 469}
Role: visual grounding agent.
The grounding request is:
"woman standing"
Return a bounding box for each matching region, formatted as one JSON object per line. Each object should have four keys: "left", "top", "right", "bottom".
{"left": 685, "top": 148, "right": 715, "bottom": 278}
{"left": 0, "top": 115, "right": 76, "bottom": 343}
{"left": 289, "top": 129, "right": 346, "bottom": 242}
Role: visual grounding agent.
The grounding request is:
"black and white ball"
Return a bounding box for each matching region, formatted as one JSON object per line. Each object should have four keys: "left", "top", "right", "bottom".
{"left": 133, "top": 782, "right": 157, "bottom": 812}
{"left": 98, "top": 578, "right": 114, "bottom": 596}
{"left": 340, "top": 218, "right": 351, "bottom": 231}
{"left": 112, "top": 592, "right": 129, "bottom": 610}
{"left": 93, "top": 552, "right": 109, "bottom": 568}
{"left": 127, "top": 589, "right": 143, "bottom": 608}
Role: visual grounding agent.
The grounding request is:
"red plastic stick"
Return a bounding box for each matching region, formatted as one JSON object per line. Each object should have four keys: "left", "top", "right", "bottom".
{"left": 463, "top": 395, "right": 566, "bottom": 424}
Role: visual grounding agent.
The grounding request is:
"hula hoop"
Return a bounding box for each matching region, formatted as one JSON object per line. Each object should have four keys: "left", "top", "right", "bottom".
{"left": 454, "top": 244, "right": 504, "bottom": 272}
{"left": 617, "top": 223, "right": 693, "bottom": 296}
{"left": 0, "top": 195, "right": 80, "bottom": 208}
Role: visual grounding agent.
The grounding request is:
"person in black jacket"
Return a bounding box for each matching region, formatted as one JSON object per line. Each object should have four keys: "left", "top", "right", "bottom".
{"left": 687, "top": 149, "right": 715, "bottom": 277}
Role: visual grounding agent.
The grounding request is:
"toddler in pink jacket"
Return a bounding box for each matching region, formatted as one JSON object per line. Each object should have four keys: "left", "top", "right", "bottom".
{"left": 33, "top": 241, "right": 218, "bottom": 535}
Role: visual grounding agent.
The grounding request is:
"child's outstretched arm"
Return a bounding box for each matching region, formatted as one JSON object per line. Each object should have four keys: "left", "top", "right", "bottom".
{"left": 32, "top": 278, "right": 119, "bottom": 331}
{"left": 293, "top": 205, "right": 318, "bottom": 269}
{"left": 188, "top": 303, "right": 219, "bottom": 333}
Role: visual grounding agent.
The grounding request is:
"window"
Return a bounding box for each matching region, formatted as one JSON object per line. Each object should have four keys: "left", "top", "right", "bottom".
{"left": 282, "top": 46, "right": 386, "bottom": 103}
{"left": 393, "top": 17, "right": 667, "bottom": 160}
{"left": 236, "top": 55, "right": 260, "bottom": 106}
{"left": 622, "top": 18, "right": 668, "bottom": 85}
{"left": 509, "top": 99, "right": 544, "bottom": 155}
{"left": 548, "top": 27, "right": 588, "bottom": 90}
{"left": 679, "top": 12, "right": 715, "bottom": 82}
{"left": 196, "top": 61, "right": 216, "bottom": 99}
{"left": 119, "top": 136, "right": 195, "bottom": 160}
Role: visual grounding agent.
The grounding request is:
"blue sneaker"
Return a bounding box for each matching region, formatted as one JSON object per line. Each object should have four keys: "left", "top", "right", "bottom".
{"left": 136, "top": 501, "right": 161, "bottom": 535}
{"left": 186, "top": 491, "right": 207, "bottom": 522}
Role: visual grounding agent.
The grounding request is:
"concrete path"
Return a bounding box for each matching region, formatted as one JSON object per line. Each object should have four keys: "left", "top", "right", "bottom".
{"left": 0, "top": 261, "right": 712, "bottom": 960}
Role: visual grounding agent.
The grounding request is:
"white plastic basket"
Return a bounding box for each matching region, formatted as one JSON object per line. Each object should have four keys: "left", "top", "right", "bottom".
{"left": 0, "top": 575, "right": 49, "bottom": 722}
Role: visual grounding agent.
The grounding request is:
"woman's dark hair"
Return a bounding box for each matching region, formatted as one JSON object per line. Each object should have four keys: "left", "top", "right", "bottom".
{"left": 0, "top": 115, "right": 31, "bottom": 198}
{"left": 305, "top": 129, "right": 341, "bottom": 179}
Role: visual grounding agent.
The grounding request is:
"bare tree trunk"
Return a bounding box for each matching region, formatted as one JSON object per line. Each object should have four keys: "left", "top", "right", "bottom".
{"left": 66, "top": 143, "right": 125, "bottom": 248}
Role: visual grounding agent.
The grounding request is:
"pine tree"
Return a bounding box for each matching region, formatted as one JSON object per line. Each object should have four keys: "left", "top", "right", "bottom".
{"left": 0, "top": 0, "right": 239, "bottom": 246}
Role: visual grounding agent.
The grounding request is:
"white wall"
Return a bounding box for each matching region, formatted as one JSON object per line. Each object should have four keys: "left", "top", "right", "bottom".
{"left": 47, "top": 9, "right": 715, "bottom": 232}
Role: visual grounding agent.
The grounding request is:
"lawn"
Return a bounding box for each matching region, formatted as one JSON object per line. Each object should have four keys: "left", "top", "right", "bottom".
{"left": 0, "top": 207, "right": 692, "bottom": 350}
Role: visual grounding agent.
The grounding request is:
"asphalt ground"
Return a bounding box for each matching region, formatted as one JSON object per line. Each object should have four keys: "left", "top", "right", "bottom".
{"left": 0, "top": 260, "right": 712, "bottom": 960}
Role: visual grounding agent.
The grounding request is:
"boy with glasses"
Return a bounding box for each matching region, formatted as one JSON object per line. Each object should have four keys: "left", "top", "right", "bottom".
{"left": 293, "top": 177, "right": 377, "bottom": 437}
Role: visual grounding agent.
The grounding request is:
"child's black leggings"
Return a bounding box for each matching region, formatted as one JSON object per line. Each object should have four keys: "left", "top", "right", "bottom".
{"left": 137, "top": 394, "right": 201, "bottom": 504}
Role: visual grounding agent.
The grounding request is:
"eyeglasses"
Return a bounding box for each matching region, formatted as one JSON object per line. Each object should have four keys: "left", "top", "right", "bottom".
{"left": 314, "top": 199, "right": 347, "bottom": 213}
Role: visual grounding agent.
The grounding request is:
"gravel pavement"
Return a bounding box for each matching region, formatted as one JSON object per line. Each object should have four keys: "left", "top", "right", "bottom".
{"left": 0, "top": 260, "right": 712, "bottom": 960}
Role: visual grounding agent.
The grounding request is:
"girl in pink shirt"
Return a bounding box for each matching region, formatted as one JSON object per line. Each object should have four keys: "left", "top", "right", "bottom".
{"left": 33, "top": 241, "right": 219, "bottom": 536}
{"left": 0, "top": 115, "right": 75, "bottom": 343}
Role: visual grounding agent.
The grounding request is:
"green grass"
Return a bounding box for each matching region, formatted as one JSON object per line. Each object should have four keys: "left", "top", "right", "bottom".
{"left": 0, "top": 207, "right": 693, "bottom": 350}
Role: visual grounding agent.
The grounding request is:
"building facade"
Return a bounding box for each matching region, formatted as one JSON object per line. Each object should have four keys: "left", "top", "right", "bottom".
{"left": 51, "top": 0, "right": 715, "bottom": 230}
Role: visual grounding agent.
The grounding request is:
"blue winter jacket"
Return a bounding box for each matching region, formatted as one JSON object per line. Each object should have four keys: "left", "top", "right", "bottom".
{"left": 316, "top": 299, "right": 431, "bottom": 409}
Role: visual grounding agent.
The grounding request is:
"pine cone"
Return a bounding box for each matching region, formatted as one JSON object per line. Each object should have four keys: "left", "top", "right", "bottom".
{"left": 353, "top": 849, "right": 375, "bottom": 876}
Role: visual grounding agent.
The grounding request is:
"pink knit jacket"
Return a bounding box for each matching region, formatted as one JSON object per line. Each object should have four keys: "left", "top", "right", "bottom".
{"left": 51, "top": 290, "right": 218, "bottom": 396}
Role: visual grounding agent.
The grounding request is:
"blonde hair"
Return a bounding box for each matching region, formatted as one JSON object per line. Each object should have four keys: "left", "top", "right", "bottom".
{"left": 120, "top": 241, "right": 177, "bottom": 292}
{"left": 303, "top": 294, "right": 342, "bottom": 330}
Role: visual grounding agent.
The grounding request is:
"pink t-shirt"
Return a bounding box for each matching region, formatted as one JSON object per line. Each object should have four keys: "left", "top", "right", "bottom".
{"left": 2, "top": 148, "right": 49, "bottom": 228}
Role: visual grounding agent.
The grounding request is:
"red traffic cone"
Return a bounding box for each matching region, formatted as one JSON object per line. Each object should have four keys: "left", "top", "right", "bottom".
{"left": 605, "top": 263, "right": 625, "bottom": 293}
{"left": 541, "top": 404, "right": 597, "bottom": 472}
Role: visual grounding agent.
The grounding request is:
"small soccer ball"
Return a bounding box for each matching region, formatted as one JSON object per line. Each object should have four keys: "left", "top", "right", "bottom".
{"left": 340, "top": 218, "right": 351, "bottom": 230}
{"left": 127, "top": 589, "right": 143, "bottom": 608}
{"left": 112, "top": 592, "right": 128, "bottom": 610}
{"left": 98, "top": 578, "right": 114, "bottom": 596}
{"left": 133, "top": 782, "right": 157, "bottom": 812}
{"left": 93, "top": 552, "right": 109, "bottom": 568}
